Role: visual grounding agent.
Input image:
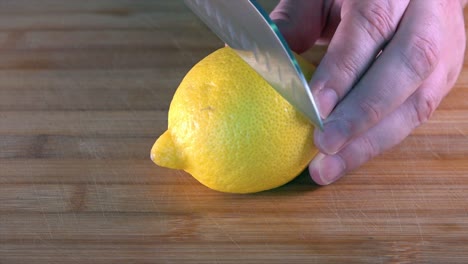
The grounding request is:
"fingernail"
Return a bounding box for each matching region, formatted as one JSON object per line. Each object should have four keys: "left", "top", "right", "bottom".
{"left": 315, "top": 120, "right": 347, "bottom": 155}
{"left": 316, "top": 88, "right": 338, "bottom": 119}
{"left": 309, "top": 153, "right": 346, "bottom": 185}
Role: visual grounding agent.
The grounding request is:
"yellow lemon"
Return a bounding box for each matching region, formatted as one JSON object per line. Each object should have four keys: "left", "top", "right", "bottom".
{"left": 151, "top": 47, "right": 318, "bottom": 193}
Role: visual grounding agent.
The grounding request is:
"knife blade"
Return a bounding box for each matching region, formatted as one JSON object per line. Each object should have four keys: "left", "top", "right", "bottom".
{"left": 184, "top": 0, "right": 323, "bottom": 129}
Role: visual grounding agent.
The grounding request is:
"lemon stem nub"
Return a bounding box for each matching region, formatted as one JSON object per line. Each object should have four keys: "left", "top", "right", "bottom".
{"left": 151, "top": 130, "right": 184, "bottom": 170}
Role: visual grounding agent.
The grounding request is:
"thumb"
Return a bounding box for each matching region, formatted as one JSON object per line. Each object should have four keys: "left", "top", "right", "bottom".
{"left": 270, "top": 0, "right": 326, "bottom": 53}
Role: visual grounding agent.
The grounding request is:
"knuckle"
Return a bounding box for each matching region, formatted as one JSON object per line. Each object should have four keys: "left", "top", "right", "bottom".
{"left": 332, "top": 109, "right": 355, "bottom": 138}
{"left": 355, "top": 2, "right": 395, "bottom": 42}
{"left": 360, "top": 135, "right": 380, "bottom": 162}
{"left": 358, "top": 98, "right": 382, "bottom": 124}
{"left": 411, "top": 91, "right": 438, "bottom": 125}
{"left": 400, "top": 34, "right": 440, "bottom": 82}
{"left": 333, "top": 54, "right": 361, "bottom": 81}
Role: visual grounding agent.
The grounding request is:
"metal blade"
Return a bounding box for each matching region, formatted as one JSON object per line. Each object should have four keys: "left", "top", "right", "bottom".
{"left": 185, "top": 0, "right": 323, "bottom": 129}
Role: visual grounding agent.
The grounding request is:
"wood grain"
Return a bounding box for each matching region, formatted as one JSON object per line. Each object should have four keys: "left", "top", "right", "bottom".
{"left": 1, "top": 0, "right": 468, "bottom": 263}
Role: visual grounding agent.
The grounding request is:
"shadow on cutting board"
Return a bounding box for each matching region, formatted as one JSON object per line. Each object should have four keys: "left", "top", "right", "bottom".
{"left": 247, "top": 167, "right": 321, "bottom": 197}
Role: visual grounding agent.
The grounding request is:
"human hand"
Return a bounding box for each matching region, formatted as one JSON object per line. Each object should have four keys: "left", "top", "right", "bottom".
{"left": 271, "top": 0, "right": 467, "bottom": 185}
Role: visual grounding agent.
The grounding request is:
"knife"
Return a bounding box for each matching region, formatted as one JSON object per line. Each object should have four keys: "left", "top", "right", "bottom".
{"left": 184, "top": 0, "right": 323, "bottom": 129}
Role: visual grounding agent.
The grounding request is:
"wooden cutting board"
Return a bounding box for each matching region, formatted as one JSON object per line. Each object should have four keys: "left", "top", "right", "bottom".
{"left": 1, "top": 1, "right": 468, "bottom": 263}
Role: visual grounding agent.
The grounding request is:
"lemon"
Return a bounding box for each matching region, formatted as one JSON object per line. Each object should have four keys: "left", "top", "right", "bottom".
{"left": 151, "top": 47, "right": 318, "bottom": 193}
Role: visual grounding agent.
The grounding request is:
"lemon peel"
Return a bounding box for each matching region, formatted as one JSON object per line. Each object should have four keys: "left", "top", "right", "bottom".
{"left": 152, "top": 47, "right": 318, "bottom": 193}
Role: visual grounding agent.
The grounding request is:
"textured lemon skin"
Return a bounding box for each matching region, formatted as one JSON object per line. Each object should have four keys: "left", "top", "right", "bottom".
{"left": 152, "top": 47, "right": 318, "bottom": 193}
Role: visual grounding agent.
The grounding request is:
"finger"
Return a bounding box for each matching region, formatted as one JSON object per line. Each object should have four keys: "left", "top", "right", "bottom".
{"left": 315, "top": 0, "right": 443, "bottom": 155}
{"left": 310, "top": 0, "right": 409, "bottom": 118}
{"left": 270, "top": 0, "right": 326, "bottom": 53}
{"left": 310, "top": 65, "right": 450, "bottom": 185}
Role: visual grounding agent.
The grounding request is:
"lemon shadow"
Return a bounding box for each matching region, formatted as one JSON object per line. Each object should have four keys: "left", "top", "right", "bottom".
{"left": 246, "top": 168, "right": 321, "bottom": 197}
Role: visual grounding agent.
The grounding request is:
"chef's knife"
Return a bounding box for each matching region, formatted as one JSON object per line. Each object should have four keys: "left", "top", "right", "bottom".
{"left": 184, "top": 0, "right": 323, "bottom": 129}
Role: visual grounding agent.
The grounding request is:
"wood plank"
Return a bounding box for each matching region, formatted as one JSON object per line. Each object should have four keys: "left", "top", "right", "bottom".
{"left": 0, "top": 12, "right": 205, "bottom": 31}
{"left": 0, "top": 83, "right": 177, "bottom": 111}
{"left": 0, "top": 242, "right": 445, "bottom": 264}
{"left": 0, "top": 0, "right": 186, "bottom": 14}
{"left": 0, "top": 69, "right": 182, "bottom": 111}
{"left": 0, "top": 4, "right": 208, "bottom": 31}
{"left": 0, "top": 159, "right": 169, "bottom": 184}
{"left": 2, "top": 160, "right": 468, "bottom": 214}
{"left": 2, "top": 212, "right": 468, "bottom": 243}
{"left": 0, "top": 69, "right": 184, "bottom": 89}
{"left": 11, "top": 30, "right": 220, "bottom": 51}
{"left": 0, "top": 111, "right": 166, "bottom": 136}
{"left": 0, "top": 48, "right": 217, "bottom": 70}
{"left": 0, "top": 135, "right": 155, "bottom": 159}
